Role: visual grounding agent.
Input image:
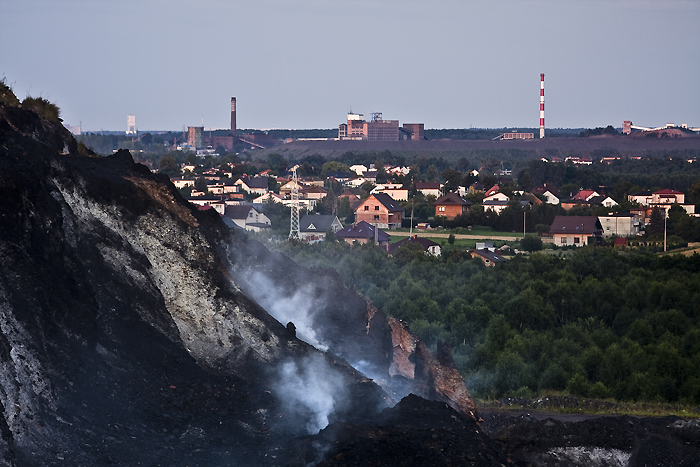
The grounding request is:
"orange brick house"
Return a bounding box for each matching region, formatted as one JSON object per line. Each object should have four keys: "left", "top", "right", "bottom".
{"left": 355, "top": 193, "right": 404, "bottom": 229}
{"left": 433, "top": 192, "right": 473, "bottom": 220}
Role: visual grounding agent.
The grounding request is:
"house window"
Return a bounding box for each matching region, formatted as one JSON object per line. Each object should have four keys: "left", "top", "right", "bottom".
{"left": 364, "top": 206, "right": 369, "bottom": 211}
{"left": 374, "top": 215, "right": 379, "bottom": 220}
{"left": 560, "top": 237, "right": 567, "bottom": 244}
{"left": 375, "top": 205, "right": 380, "bottom": 210}
{"left": 574, "top": 237, "right": 580, "bottom": 244}
{"left": 438, "top": 206, "right": 445, "bottom": 212}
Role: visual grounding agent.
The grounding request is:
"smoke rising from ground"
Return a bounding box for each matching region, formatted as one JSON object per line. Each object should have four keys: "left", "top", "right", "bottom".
{"left": 247, "top": 271, "right": 328, "bottom": 351}
{"left": 273, "top": 354, "right": 348, "bottom": 434}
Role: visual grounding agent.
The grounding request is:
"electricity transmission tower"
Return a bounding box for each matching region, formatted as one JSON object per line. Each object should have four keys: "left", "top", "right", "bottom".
{"left": 289, "top": 165, "right": 300, "bottom": 240}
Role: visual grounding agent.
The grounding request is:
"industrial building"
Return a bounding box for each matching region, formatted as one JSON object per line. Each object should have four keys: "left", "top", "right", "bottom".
{"left": 338, "top": 112, "right": 423, "bottom": 141}
{"left": 126, "top": 115, "right": 136, "bottom": 135}
{"left": 622, "top": 121, "right": 700, "bottom": 136}
{"left": 187, "top": 126, "right": 204, "bottom": 149}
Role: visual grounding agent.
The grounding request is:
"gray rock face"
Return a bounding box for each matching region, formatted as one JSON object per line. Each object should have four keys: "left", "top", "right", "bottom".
{"left": 0, "top": 105, "right": 390, "bottom": 465}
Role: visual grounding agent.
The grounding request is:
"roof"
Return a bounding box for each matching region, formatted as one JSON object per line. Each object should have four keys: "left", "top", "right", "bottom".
{"left": 366, "top": 193, "right": 405, "bottom": 213}
{"left": 335, "top": 221, "right": 390, "bottom": 242}
{"left": 434, "top": 192, "right": 473, "bottom": 206}
{"left": 572, "top": 190, "right": 597, "bottom": 201}
{"left": 300, "top": 186, "right": 328, "bottom": 194}
{"left": 599, "top": 211, "right": 635, "bottom": 218}
{"left": 629, "top": 190, "right": 652, "bottom": 196}
{"left": 533, "top": 185, "right": 560, "bottom": 196}
{"left": 588, "top": 195, "right": 616, "bottom": 205}
{"left": 470, "top": 248, "right": 507, "bottom": 263}
{"left": 484, "top": 184, "right": 500, "bottom": 197}
{"left": 415, "top": 182, "right": 441, "bottom": 190}
{"left": 243, "top": 176, "right": 269, "bottom": 189}
{"left": 653, "top": 189, "right": 684, "bottom": 195}
{"left": 339, "top": 189, "right": 359, "bottom": 199}
{"left": 326, "top": 171, "right": 356, "bottom": 180}
{"left": 482, "top": 199, "right": 509, "bottom": 206}
{"left": 224, "top": 204, "right": 255, "bottom": 220}
{"left": 389, "top": 236, "right": 440, "bottom": 254}
{"left": 549, "top": 216, "right": 602, "bottom": 235}
{"left": 299, "top": 214, "right": 341, "bottom": 232}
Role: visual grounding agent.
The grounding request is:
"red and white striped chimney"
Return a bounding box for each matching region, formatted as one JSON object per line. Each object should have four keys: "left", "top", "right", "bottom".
{"left": 539, "top": 73, "right": 545, "bottom": 138}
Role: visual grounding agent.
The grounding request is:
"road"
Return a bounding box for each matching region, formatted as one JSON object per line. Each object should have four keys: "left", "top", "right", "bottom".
{"left": 389, "top": 231, "right": 523, "bottom": 242}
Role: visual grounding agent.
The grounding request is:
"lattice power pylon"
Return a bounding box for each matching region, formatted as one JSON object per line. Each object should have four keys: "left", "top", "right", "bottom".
{"left": 289, "top": 165, "right": 300, "bottom": 240}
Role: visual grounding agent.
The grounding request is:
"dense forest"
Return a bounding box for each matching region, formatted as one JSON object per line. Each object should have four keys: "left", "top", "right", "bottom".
{"left": 267, "top": 239, "right": 700, "bottom": 405}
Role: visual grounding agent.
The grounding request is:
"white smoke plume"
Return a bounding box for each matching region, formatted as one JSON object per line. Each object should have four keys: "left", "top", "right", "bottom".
{"left": 273, "top": 354, "right": 348, "bottom": 434}
{"left": 247, "top": 271, "right": 328, "bottom": 351}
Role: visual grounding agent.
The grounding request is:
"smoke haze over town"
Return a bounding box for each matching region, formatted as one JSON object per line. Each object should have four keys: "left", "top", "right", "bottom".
{"left": 2, "top": 0, "right": 699, "bottom": 132}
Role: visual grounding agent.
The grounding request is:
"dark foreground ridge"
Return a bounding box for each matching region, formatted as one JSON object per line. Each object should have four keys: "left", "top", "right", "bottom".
{"left": 1, "top": 91, "right": 699, "bottom": 466}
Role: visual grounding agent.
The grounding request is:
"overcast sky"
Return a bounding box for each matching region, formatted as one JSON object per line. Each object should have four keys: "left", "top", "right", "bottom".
{"left": 2, "top": 0, "right": 699, "bottom": 131}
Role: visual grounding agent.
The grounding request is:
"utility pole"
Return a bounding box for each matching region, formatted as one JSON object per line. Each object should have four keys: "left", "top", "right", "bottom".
{"left": 664, "top": 207, "right": 667, "bottom": 252}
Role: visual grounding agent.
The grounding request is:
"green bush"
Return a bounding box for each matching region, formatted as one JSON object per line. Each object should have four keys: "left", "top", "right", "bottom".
{"left": 0, "top": 79, "right": 20, "bottom": 107}
{"left": 22, "top": 96, "right": 61, "bottom": 122}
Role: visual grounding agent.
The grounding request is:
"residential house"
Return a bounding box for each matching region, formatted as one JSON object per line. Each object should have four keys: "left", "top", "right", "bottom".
{"left": 335, "top": 221, "right": 390, "bottom": 249}
{"left": 362, "top": 171, "right": 378, "bottom": 184}
{"left": 235, "top": 176, "right": 269, "bottom": 195}
{"left": 300, "top": 185, "right": 328, "bottom": 200}
{"left": 346, "top": 177, "right": 368, "bottom": 188}
{"left": 484, "top": 184, "right": 500, "bottom": 198}
{"left": 300, "top": 178, "right": 325, "bottom": 188}
{"left": 372, "top": 184, "right": 409, "bottom": 201}
{"left": 634, "top": 189, "right": 696, "bottom": 220}
{"left": 389, "top": 235, "right": 441, "bottom": 257}
{"left": 598, "top": 213, "right": 641, "bottom": 238}
{"left": 433, "top": 192, "right": 473, "bottom": 219}
{"left": 326, "top": 172, "right": 356, "bottom": 184}
{"left": 253, "top": 192, "right": 285, "bottom": 204}
{"left": 483, "top": 199, "right": 510, "bottom": 214}
{"left": 299, "top": 214, "right": 343, "bottom": 243}
{"left": 415, "top": 182, "right": 442, "bottom": 198}
{"left": 469, "top": 249, "right": 507, "bottom": 266}
{"left": 549, "top": 216, "right": 602, "bottom": 247}
{"left": 355, "top": 193, "right": 405, "bottom": 229}
{"left": 482, "top": 190, "right": 510, "bottom": 215}
{"left": 279, "top": 179, "right": 304, "bottom": 196}
{"left": 571, "top": 190, "right": 600, "bottom": 202}
{"left": 188, "top": 195, "right": 225, "bottom": 215}
{"left": 652, "top": 189, "right": 685, "bottom": 205}
{"left": 468, "top": 182, "right": 485, "bottom": 195}
{"left": 172, "top": 178, "right": 195, "bottom": 189}
{"left": 483, "top": 191, "right": 509, "bottom": 203}
{"left": 628, "top": 190, "right": 653, "bottom": 206}
{"left": 349, "top": 164, "right": 368, "bottom": 176}
{"left": 533, "top": 184, "right": 560, "bottom": 204}
{"left": 588, "top": 195, "right": 618, "bottom": 208}
{"left": 281, "top": 198, "right": 317, "bottom": 210}
{"left": 566, "top": 156, "right": 593, "bottom": 165}
{"left": 223, "top": 204, "right": 271, "bottom": 232}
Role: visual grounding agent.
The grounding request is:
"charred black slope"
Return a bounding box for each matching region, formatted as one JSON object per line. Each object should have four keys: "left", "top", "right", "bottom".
{"left": 0, "top": 91, "right": 495, "bottom": 466}
{"left": 0, "top": 100, "right": 393, "bottom": 465}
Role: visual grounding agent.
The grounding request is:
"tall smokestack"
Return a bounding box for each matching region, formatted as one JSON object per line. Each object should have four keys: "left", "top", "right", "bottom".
{"left": 230, "top": 97, "right": 237, "bottom": 138}
{"left": 539, "top": 74, "right": 545, "bottom": 138}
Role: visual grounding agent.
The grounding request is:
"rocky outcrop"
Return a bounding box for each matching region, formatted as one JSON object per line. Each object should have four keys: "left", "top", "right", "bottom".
{"left": 0, "top": 93, "right": 476, "bottom": 464}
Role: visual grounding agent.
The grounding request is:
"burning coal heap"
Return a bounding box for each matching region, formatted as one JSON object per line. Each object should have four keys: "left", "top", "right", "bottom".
{"left": 2, "top": 92, "right": 699, "bottom": 467}
{"left": 0, "top": 90, "right": 486, "bottom": 466}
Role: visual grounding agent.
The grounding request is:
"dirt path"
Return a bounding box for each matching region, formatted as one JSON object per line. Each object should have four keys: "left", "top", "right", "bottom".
{"left": 390, "top": 231, "right": 523, "bottom": 242}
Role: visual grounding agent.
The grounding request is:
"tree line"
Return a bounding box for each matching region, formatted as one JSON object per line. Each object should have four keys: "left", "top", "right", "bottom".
{"left": 269, "top": 240, "right": 700, "bottom": 404}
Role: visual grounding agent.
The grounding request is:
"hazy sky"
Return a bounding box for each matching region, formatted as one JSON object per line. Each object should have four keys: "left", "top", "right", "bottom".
{"left": 2, "top": 0, "right": 699, "bottom": 131}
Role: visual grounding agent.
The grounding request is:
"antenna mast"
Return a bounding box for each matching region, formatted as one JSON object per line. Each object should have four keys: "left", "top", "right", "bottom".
{"left": 289, "top": 165, "right": 300, "bottom": 239}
